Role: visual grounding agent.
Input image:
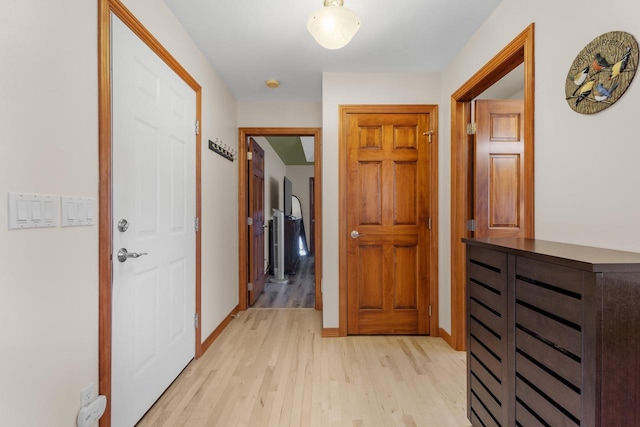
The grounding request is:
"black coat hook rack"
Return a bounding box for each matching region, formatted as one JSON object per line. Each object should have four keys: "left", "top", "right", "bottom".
{"left": 208, "top": 138, "right": 236, "bottom": 162}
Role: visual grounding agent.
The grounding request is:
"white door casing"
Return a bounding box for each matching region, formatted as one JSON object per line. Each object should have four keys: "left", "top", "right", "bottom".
{"left": 111, "top": 15, "right": 196, "bottom": 427}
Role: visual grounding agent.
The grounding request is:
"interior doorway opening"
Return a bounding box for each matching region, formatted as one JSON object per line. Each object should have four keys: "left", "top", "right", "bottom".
{"left": 450, "top": 24, "right": 535, "bottom": 351}
{"left": 238, "top": 128, "right": 323, "bottom": 312}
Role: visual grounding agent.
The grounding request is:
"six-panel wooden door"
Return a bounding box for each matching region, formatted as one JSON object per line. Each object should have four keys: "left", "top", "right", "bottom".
{"left": 474, "top": 99, "right": 525, "bottom": 239}
{"left": 345, "top": 108, "right": 434, "bottom": 334}
{"left": 248, "top": 138, "right": 266, "bottom": 305}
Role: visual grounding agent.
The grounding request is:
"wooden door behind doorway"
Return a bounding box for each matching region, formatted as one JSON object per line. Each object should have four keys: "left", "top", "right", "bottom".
{"left": 474, "top": 99, "right": 525, "bottom": 239}
{"left": 248, "top": 138, "right": 266, "bottom": 305}
{"left": 342, "top": 105, "right": 437, "bottom": 335}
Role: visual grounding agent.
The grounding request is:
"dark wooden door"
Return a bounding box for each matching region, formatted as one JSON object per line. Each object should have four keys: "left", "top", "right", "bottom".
{"left": 345, "top": 108, "right": 433, "bottom": 334}
{"left": 248, "top": 138, "right": 266, "bottom": 305}
{"left": 475, "top": 99, "right": 525, "bottom": 238}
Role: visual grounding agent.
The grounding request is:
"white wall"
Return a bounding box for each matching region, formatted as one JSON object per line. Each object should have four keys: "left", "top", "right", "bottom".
{"left": 122, "top": 0, "right": 239, "bottom": 344}
{"left": 285, "top": 165, "right": 315, "bottom": 247}
{"left": 321, "top": 73, "right": 442, "bottom": 328}
{"left": 238, "top": 102, "right": 322, "bottom": 128}
{"left": 0, "top": 1, "right": 98, "bottom": 426}
{"left": 437, "top": 0, "right": 640, "bottom": 333}
{"left": 0, "top": 0, "right": 239, "bottom": 425}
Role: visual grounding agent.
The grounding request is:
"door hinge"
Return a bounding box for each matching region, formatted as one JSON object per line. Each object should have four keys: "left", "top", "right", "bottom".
{"left": 428, "top": 217, "right": 432, "bottom": 230}
{"left": 467, "top": 219, "right": 476, "bottom": 232}
{"left": 248, "top": 282, "right": 253, "bottom": 291}
{"left": 467, "top": 122, "right": 477, "bottom": 135}
{"left": 247, "top": 151, "right": 253, "bottom": 161}
{"left": 428, "top": 305, "right": 432, "bottom": 317}
{"left": 195, "top": 217, "right": 200, "bottom": 232}
{"left": 247, "top": 217, "right": 253, "bottom": 226}
{"left": 422, "top": 130, "right": 434, "bottom": 143}
{"left": 194, "top": 313, "right": 199, "bottom": 329}
{"left": 195, "top": 120, "right": 200, "bottom": 135}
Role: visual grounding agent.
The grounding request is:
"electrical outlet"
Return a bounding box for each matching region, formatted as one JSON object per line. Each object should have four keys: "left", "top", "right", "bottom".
{"left": 77, "top": 395, "right": 107, "bottom": 427}
{"left": 80, "top": 383, "right": 97, "bottom": 407}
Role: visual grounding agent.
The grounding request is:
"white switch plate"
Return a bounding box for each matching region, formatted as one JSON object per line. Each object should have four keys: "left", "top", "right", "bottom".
{"left": 7, "top": 192, "right": 58, "bottom": 229}
{"left": 61, "top": 196, "right": 96, "bottom": 227}
{"left": 80, "top": 382, "right": 97, "bottom": 406}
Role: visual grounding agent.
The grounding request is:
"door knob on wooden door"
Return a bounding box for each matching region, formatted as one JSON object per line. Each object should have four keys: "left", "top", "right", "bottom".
{"left": 350, "top": 230, "right": 365, "bottom": 239}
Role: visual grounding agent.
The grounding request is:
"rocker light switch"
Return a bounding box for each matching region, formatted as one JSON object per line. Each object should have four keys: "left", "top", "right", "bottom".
{"left": 8, "top": 192, "right": 58, "bottom": 229}
{"left": 61, "top": 196, "right": 96, "bottom": 227}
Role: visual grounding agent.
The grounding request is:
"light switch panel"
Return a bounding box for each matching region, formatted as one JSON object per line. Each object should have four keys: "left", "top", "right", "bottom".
{"left": 61, "top": 196, "right": 96, "bottom": 227}
{"left": 8, "top": 192, "right": 58, "bottom": 229}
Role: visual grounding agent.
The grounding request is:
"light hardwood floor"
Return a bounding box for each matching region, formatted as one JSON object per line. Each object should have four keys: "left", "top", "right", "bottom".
{"left": 253, "top": 256, "right": 315, "bottom": 308}
{"left": 137, "top": 309, "right": 471, "bottom": 427}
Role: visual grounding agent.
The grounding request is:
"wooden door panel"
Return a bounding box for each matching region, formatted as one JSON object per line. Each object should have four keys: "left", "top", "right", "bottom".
{"left": 393, "top": 162, "right": 418, "bottom": 225}
{"left": 346, "top": 109, "right": 433, "bottom": 335}
{"left": 489, "top": 154, "right": 520, "bottom": 228}
{"left": 475, "top": 99, "right": 525, "bottom": 239}
{"left": 359, "top": 126, "right": 383, "bottom": 149}
{"left": 355, "top": 311, "right": 419, "bottom": 334}
{"left": 393, "top": 126, "right": 418, "bottom": 149}
{"left": 358, "top": 162, "right": 383, "bottom": 225}
{"left": 393, "top": 245, "right": 418, "bottom": 309}
{"left": 489, "top": 112, "right": 521, "bottom": 141}
{"left": 357, "top": 245, "right": 384, "bottom": 309}
{"left": 248, "top": 138, "right": 266, "bottom": 305}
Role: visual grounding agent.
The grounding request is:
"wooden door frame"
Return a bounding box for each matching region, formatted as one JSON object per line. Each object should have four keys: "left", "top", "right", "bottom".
{"left": 309, "top": 177, "right": 315, "bottom": 254}
{"left": 238, "top": 128, "right": 323, "bottom": 311}
{"left": 98, "top": 1, "right": 203, "bottom": 426}
{"left": 338, "top": 105, "right": 439, "bottom": 337}
{"left": 450, "top": 24, "right": 535, "bottom": 351}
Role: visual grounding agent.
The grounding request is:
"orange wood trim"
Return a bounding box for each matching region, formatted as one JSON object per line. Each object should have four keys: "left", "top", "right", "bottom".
{"left": 108, "top": 1, "right": 200, "bottom": 91}
{"left": 98, "top": 1, "right": 112, "bottom": 425}
{"left": 237, "top": 130, "right": 248, "bottom": 311}
{"left": 200, "top": 305, "right": 241, "bottom": 354}
{"left": 99, "top": 2, "right": 204, "bottom": 425}
{"left": 523, "top": 25, "right": 536, "bottom": 239}
{"left": 238, "top": 128, "right": 323, "bottom": 313}
{"left": 338, "top": 105, "right": 439, "bottom": 338}
{"left": 438, "top": 328, "right": 455, "bottom": 349}
{"left": 338, "top": 107, "right": 348, "bottom": 336}
{"left": 450, "top": 23, "right": 535, "bottom": 352}
{"left": 321, "top": 328, "right": 341, "bottom": 338}
{"left": 450, "top": 99, "right": 472, "bottom": 353}
{"left": 314, "top": 130, "right": 323, "bottom": 311}
{"left": 195, "top": 88, "right": 203, "bottom": 359}
{"left": 428, "top": 107, "right": 439, "bottom": 338}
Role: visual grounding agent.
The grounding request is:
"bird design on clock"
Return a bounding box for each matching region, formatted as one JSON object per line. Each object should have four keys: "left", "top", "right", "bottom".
{"left": 565, "top": 31, "right": 638, "bottom": 114}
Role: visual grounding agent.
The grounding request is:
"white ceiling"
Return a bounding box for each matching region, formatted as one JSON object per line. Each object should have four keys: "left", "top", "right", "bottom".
{"left": 162, "top": 0, "right": 504, "bottom": 102}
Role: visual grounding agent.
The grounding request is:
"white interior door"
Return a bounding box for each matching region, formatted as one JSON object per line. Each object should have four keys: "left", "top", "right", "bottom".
{"left": 111, "top": 15, "right": 196, "bottom": 427}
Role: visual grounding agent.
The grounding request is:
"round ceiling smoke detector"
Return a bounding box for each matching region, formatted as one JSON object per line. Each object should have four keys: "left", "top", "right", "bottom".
{"left": 266, "top": 79, "right": 280, "bottom": 88}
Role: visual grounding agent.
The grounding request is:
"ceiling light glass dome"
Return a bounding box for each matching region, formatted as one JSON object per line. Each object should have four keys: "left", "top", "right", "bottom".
{"left": 307, "top": 0, "right": 361, "bottom": 50}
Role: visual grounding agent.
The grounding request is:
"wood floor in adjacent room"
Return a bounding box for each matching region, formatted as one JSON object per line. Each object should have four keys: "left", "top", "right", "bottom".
{"left": 137, "top": 309, "right": 471, "bottom": 427}
{"left": 253, "top": 255, "right": 315, "bottom": 308}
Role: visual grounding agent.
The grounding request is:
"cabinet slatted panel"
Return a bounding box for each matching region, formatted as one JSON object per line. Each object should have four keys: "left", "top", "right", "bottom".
{"left": 467, "top": 246, "right": 508, "bottom": 427}
{"left": 514, "top": 257, "right": 582, "bottom": 426}
{"left": 464, "top": 237, "right": 640, "bottom": 427}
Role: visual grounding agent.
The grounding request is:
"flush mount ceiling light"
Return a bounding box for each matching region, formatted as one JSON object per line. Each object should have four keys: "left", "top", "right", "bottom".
{"left": 307, "top": 0, "right": 361, "bottom": 50}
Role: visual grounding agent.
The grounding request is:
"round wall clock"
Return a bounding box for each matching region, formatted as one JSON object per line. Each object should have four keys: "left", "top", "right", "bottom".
{"left": 565, "top": 31, "right": 638, "bottom": 114}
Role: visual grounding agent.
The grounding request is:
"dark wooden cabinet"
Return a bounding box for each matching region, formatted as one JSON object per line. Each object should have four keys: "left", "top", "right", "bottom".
{"left": 464, "top": 237, "right": 640, "bottom": 427}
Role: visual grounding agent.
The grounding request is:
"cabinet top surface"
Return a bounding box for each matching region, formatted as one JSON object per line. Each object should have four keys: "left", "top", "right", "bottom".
{"left": 463, "top": 237, "right": 640, "bottom": 273}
